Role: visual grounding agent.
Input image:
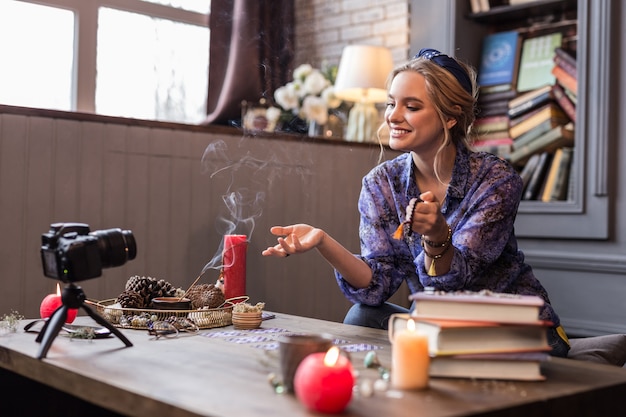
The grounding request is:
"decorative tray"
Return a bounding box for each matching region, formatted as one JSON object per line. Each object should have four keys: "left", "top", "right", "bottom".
{"left": 86, "top": 296, "right": 248, "bottom": 330}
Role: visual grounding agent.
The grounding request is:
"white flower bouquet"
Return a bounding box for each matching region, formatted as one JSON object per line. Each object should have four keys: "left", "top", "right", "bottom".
{"left": 274, "top": 62, "right": 342, "bottom": 126}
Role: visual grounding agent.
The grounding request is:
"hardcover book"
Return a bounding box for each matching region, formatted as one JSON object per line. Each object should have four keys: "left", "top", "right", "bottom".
{"left": 408, "top": 290, "right": 544, "bottom": 324}
{"left": 554, "top": 46, "right": 577, "bottom": 78}
{"left": 523, "top": 152, "right": 552, "bottom": 200}
{"left": 545, "top": 147, "right": 574, "bottom": 202}
{"left": 508, "top": 103, "right": 568, "bottom": 140}
{"left": 429, "top": 351, "right": 550, "bottom": 381}
{"left": 552, "top": 65, "right": 578, "bottom": 96}
{"left": 516, "top": 32, "right": 563, "bottom": 92}
{"left": 552, "top": 83, "right": 576, "bottom": 123}
{"left": 478, "top": 31, "right": 521, "bottom": 90}
{"left": 389, "top": 314, "right": 551, "bottom": 356}
{"left": 507, "top": 85, "right": 553, "bottom": 119}
{"left": 508, "top": 122, "right": 574, "bottom": 166}
{"left": 513, "top": 118, "right": 556, "bottom": 150}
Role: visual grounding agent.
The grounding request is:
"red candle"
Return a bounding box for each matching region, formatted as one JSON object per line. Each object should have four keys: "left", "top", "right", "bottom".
{"left": 40, "top": 283, "right": 78, "bottom": 323}
{"left": 222, "top": 234, "right": 247, "bottom": 300}
{"left": 294, "top": 346, "right": 354, "bottom": 414}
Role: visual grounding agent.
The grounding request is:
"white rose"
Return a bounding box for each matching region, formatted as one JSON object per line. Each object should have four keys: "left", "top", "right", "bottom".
{"left": 293, "top": 64, "right": 313, "bottom": 81}
{"left": 302, "top": 95, "right": 329, "bottom": 125}
{"left": 303, "top": 70, "right": 329, "bottom": 96}
{"left": 321, "top": 86, "right": 342, "bottom": 109}
{"left": 274, "top": 84, "right": 299, "bottom": 111}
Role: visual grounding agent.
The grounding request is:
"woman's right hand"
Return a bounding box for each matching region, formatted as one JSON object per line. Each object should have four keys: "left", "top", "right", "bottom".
{"left": 261, "top": 224, "right": 326, "bottom": 258}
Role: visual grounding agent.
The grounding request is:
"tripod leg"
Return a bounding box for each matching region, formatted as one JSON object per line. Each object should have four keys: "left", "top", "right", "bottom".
{"left": 81, "top": 302, "right": 133, "bottom": 348}
{"left": 36, "top": 305, "right": 68, "bottom": 359}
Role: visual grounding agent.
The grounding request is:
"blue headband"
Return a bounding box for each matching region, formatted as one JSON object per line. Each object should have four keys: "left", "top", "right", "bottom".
{"left": 415, "top": 48, "right": 473, "bottom": 95}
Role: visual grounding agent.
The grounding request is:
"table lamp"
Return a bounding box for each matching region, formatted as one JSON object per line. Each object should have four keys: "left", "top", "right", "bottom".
{"left": 333, "top": 45, "right": 394, "bottom": 142}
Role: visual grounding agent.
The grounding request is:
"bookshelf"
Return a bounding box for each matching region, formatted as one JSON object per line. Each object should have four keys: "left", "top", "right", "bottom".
{"left": 409, "top": 0, "right": 613, "bottom": 239}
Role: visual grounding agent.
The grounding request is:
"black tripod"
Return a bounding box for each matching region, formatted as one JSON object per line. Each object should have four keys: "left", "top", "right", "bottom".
{"left": 35, "top": 283, "right": 133, "bottom": 359}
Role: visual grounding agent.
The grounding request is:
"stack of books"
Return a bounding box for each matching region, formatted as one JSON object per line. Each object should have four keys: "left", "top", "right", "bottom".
{"left": 391, "top": 290, "right": 552, "bottom": 381}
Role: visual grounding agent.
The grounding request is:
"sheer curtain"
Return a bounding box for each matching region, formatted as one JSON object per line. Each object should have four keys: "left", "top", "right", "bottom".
{"left": 203, "top": 0, "right": 294, "bottom": 126}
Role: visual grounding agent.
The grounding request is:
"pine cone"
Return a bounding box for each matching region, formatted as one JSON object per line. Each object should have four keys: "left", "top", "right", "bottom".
{"left": 125, "top": 275, "right": 179, "bottom": 306}
{"left": 117, "top": 290, "right": 145, "bottom": 309}
{"left": 188, "top": 283, "right": 225, "bottom": 309}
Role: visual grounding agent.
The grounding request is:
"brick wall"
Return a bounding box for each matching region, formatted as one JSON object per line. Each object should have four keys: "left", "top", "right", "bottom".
{"left": 294, "top": 0, "right": 410, "bottom": 69}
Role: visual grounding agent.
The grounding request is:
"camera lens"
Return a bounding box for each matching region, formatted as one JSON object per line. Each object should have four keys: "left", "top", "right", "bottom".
{"left": 90, "top": 228, "right": 137, "bottom": 267}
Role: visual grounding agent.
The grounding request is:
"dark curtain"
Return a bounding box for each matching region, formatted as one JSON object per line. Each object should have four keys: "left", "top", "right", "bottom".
{"left": 203, "top": 0, "right": 295, "bottom": 126}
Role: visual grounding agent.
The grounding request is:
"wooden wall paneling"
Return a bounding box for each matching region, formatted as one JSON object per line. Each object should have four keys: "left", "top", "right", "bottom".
{"left": 0, "top": 114, "right": 28, "bottom": 313}
{"left": 76, "top": 121, "right": 106, "bottom": 299}
{"left": 52, "top": 119, "right": 81, "bottom": 221}
{"left": 98, "top": 123, "right": 132, "bottom": 301}
{"left": 124, "top": 126, "right": 151, "bottom": 282}
{"left": 187, "top": 133, "right": 222, "bottom": 288}
{"left": 168, "top": 129, "right": 194, "bottom": 287}
{"left": 24, "top": 117, "right": 57, "bottom": 311}
{"left": 145, "top": 127, "right": 173, "bottom": 281}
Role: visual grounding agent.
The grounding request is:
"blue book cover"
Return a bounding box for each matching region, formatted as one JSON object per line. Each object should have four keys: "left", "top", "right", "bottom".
{"left": 478, "top": 31, "right": 520, "bottom": 87}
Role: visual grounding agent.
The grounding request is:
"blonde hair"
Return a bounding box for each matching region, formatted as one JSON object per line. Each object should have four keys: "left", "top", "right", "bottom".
{"left": 377, "top": 56, "right": 479, "bottom": 180}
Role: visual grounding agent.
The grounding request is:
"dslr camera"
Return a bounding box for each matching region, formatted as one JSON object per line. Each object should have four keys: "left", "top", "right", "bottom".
{"left": 41, "top": 222, "right": 137, "bottom": 283}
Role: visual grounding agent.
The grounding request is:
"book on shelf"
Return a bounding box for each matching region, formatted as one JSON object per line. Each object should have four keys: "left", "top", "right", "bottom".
{"left": 478, "top": 88, "right": 517, "bottom": 104}
{"left": 552, "top": 83, "right": 576, "bottom": 123}
{"left": 474, "top": 114, "right": 510, "bottom": 133}
{"left": 508, "top": 122, "right": 574, "bottom": 166}
{"left": 518, "top": 152, "right": 542, "bottom": 195}
{"left": 408, "top": 290, "right": 545, "bottom": 324}
{"left": 540, "top": 147, "right": 564, "bottom": 202}
{"left": 474, "top": 137, "right": 513, "bottom": 159}
{"left": 513, "top": 118, "right": 557, "bottom": 150}
{"left": 516, "top": 32, "right": 563, "bottom": 93}
{"left": 552, "top": 65, "right": 578, "bottom": 96}
{"left": 508, "top": 102, "right": 568, "bottom": 140}
{"left": 389, "top": 314, "right": 551, "bottom": 356}
{"left": 507, "top": 85, "right": 553, "bottom": 119}
{"left": 429, "top": 351, "right": 550, "bottom": 381}
{"left": 523, "top": 151, "right": 552, "bottom": 200}
{"left": 554, "top": 46, "right": 577, "bottom": 78}
{"left": 478, "top": 30, "right": 521, "bottom": 92}
{"left": 543, "top": 147, "right": 574, "bottom": 202}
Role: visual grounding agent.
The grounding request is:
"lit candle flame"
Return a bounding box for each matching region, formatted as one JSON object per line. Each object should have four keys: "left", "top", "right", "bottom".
{"left": 324, "top": 346, "right": 340, "bottom": 366}
{"left": 407, "top": 318, "right": 416, "bottom": 331}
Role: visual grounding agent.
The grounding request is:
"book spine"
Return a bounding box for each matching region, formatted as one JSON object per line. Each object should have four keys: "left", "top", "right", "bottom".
{"left": 554, "top": 55, "right": 577, "bottom": 79}
{"left": 551, "top": 66, "right": 578, "bottom": 96}
{"left": 554, "top": 47, "right": 577, "bottom": 73}
{"left": 523, "top": 152, "right": 551, "bottom": 200}
{"left": 552, "top": 83, "right": 576, "bottom": 123}
{"left": 507, "top": 92, "right": 552, "bottom": 119}
{"left": 541, "top": 148, "right": 563, "bottom": 202}
{"left": 549, "top": 147, "right": 574, "bottom": 201}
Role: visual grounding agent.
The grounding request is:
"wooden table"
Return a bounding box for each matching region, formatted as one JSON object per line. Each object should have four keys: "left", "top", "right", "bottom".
{"left": 1, "top": 312, "right": 626, "bottom": 417}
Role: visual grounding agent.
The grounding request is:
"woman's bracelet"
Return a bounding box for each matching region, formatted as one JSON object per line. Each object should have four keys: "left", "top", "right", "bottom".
{"left": 421, "top": 224, "right": 452, "bottom": 248}
{"left": 421, "top": 224, "right": 453, "bottom": 277}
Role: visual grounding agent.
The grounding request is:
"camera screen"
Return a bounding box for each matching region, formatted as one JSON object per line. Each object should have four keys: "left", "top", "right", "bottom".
{"left": 42, "top": 250, "right": 59, "bottom": 278}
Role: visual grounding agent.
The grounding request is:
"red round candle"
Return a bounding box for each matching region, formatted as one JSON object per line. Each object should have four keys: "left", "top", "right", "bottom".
{"left": 222, "top": 234, "right": 247, "bottom": 300}
{"left": 294, "top": 347, "right": 354, "bottom": 414}
{"left": 40, "top": 284, "right": 78, "bottom": 323}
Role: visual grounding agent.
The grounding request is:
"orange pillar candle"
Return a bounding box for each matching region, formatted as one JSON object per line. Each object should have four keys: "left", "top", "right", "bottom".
{"left": 222, "top": 234, "right": 247, "bottom": 300}
{"left": 294, "top": 346, "right": 354, "bottom": 413}
{"left": 391, "top": 318, "right": 430, "bottom": 390}
{"left": 40, "top": 283, "right": 78, "bottom": 324}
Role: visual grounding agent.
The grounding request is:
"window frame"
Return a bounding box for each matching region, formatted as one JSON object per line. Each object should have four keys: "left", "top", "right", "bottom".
{"left": 10, "top": 0, "right": 209, "bottom": 116}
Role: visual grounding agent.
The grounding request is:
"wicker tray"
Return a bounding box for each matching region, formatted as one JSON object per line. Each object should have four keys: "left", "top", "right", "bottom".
{"left": 86, "top": 296, "right": 248, "bottom": 330}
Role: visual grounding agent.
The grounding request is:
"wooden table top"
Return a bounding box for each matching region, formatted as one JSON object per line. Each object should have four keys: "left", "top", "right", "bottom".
{"left": 1, "top": 312, "right": 626, "bottom": 417}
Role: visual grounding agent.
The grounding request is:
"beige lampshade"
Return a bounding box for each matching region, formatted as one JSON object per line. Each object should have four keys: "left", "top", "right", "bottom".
{"left": 333, "top": 45, "right": 394, "bottom": 104}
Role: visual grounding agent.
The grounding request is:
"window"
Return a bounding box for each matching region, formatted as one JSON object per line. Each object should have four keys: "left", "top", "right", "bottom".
{"left": 0, "top": 0, "right": 211, "bottom": 124}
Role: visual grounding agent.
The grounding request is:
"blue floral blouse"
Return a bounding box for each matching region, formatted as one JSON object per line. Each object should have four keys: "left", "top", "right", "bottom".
{"left": 335, "top": 145, "right": 560, "bottom": 325}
